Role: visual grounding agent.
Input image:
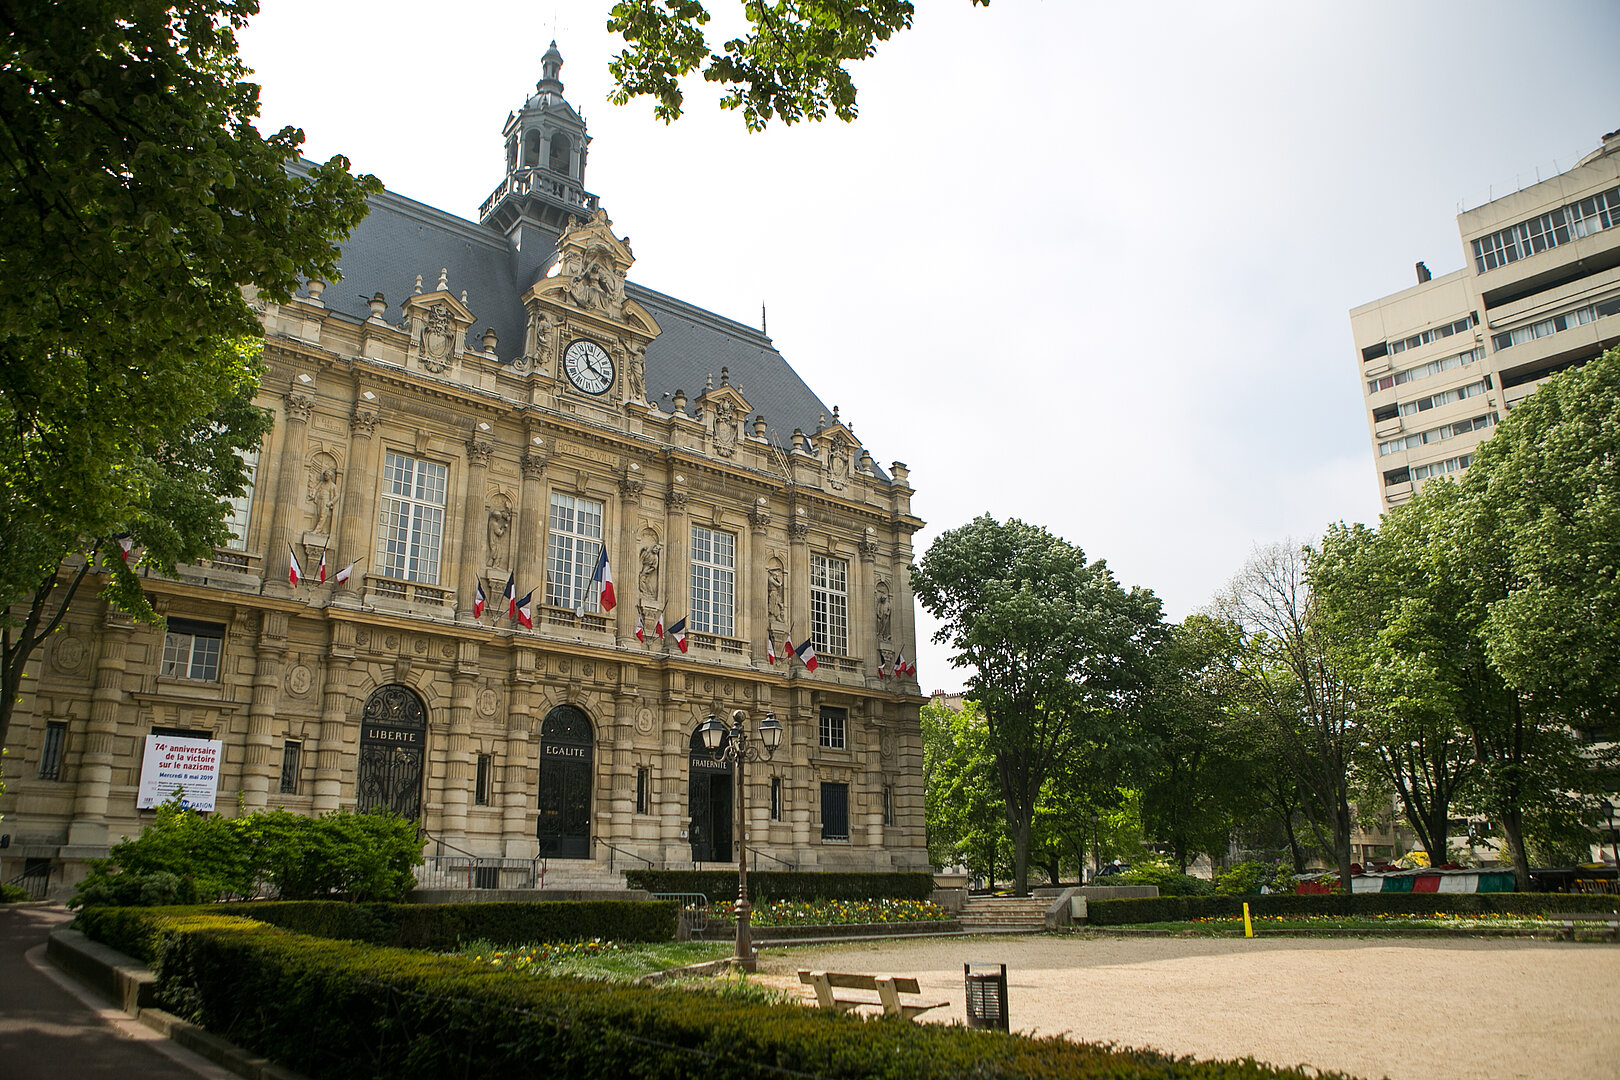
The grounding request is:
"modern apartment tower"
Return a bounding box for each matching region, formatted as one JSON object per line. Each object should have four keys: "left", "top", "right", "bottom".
{"left": 1350, "top": 129, "right": 1620, "bottom": 509}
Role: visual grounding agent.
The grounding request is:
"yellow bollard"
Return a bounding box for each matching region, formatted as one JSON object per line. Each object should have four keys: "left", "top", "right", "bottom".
{"left": 1243, "top": 902, "right": 1254, "bottom": 938}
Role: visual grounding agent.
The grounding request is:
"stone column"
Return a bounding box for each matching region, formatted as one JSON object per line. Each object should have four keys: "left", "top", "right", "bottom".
{"left": 608, "top": 689, "right": 637, "bottom": 850}
{"left": 457, "top": 438, "right": 494, "bottom": 620}
{"left": 441, "top": 639, "right": 479, "bottom": 843}
{"left": 660, "top": 704, "right": 688, "bottom": 865}
{"left": 502, "top": 649, "right": 536, "bottom": 858}
{"left": 239, "top": 610, "right": 288, "bottom": 811}
{"left": 311, "top": 620, "right": 356, "bottom": 812}
{"left": 335, "top": 407, "right": 380, "bottom": 580}
{"left": 615, "top": 470, "right": 644, "bottom": 642}
{"left": 514, "top": 442, "right": 547, "bottom": 615}
{"left": 857, "top": 532, "right": 879, "bottom": 676}
{"left": 893, "top": 533, "right": 917, "bottom": 686}
{"left": 663, "top": 481, "right": 690, "bottom": 648}
{"left": 265, "top": 389, "right": 314, "bottom": 592}
{"left": 68, "top": 608, "right": 132, "bottom": 848}
{"left": 748, "top": 502, "right": 772, "bottom": 665}
{"left": 788, "top": 509, "right": 811, "bottom": 657}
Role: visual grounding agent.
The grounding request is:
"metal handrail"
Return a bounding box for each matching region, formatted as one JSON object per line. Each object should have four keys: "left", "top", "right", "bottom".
{"left": 5, "top": 866, "right": 52, "bottom": 901}
{"left": 750, "top": 847, "right": 797, "bottom": 872}
{"left": 420, "top": 827, "right": 477, "bottom": 860}
{"left": 595, "top": 838, "right": 653, "bottom": 873}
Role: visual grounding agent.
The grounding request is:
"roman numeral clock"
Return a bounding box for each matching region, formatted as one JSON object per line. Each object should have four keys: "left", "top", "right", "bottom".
{"left": 562, "top": 338, "right": 615, "bottom": 395}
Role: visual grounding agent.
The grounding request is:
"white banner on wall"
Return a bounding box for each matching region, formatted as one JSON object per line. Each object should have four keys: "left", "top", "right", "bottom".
{"left": 136, "top": 734, "right": 223, "bottom": 811}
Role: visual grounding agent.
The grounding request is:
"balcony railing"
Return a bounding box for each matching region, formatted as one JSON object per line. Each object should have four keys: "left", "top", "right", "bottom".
{"left": 542, "top": 607, "right": 611, "bottom": 634}
{"left": 479, "top": 167, "right": 599, "bottom": 221}
{"left": 364, "top": 574, "right": 453, "bottom": 611}
{"left": 688, "top": 632, "right": 746, "bottom": 656}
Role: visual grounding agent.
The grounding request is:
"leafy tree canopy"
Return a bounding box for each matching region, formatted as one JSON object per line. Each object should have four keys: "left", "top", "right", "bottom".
{"left": 0, "top": 1, "right": 379, "bottom": 747}
{"left": 607, "top": 0, "right": 990, "bottom": 130}
{"left": 912, "top": 514, "right": 1164, "bottom": 894}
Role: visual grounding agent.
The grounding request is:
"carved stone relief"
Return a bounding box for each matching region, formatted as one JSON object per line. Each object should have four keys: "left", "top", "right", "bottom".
{"left": 875, "top": 577, "right": 892, "bottom": 642}
{"left": 486, "top": 498, "right": 513, "bottom": 570}
{"left": 766, "top": 560, "right": 786, "bottom": 626}
{"left": 638, "top": 537, "right": 662, "bottom": 601}
{"left": 418, "top": 301, "right": 456, "bottom": 372}
{"left": 713, "top": 400, "right": 738, "bottom": 458}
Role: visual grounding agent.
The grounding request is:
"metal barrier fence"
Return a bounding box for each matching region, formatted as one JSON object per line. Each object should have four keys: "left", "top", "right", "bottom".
{"left": 652, "top": 892, "right": 711, "bottom": 939}
{"left": 415, "top": 855, "right": 538, "bottom": 891}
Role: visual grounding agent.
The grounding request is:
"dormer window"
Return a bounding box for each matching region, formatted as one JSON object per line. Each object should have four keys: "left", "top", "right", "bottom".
{"left": 549, "top": 134, "right": 570, "bottom": 175}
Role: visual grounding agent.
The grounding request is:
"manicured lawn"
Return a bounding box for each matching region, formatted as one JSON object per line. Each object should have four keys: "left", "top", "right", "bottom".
{"left": 706, "top": 897, "right": 952, "bottom": 926}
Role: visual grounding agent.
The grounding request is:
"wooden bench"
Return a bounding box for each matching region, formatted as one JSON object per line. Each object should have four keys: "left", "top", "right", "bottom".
{"left": 1554, "top": 912, "right": 1620, "bottom": 940}
{"left": 797, "top": 970, "right": 947, "bottom": 1021}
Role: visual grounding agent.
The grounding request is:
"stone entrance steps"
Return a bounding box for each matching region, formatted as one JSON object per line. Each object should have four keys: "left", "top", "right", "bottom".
{"left": 957, "top": 894, "right": 1049, "bottom": 933}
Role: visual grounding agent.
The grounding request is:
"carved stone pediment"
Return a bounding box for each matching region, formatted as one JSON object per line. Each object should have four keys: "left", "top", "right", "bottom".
{"left": 523, "top": 210, "right": 661, "bottom": 342}
{"left": 696, "top": 372, "right": 753, "bottom": 458}
{"left": 812, "top": 415, "right": 862, "bottom": 491}
{"left": 401, "top": 280, "right": 476, "bottom": 375}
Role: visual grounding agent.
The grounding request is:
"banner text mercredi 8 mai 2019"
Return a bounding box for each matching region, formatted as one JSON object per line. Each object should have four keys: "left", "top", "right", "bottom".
{"left": 136, "top": 734, "right": 224, "bottom": 811}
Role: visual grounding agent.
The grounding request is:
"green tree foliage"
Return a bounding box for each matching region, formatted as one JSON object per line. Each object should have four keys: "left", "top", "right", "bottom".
{"left": 1469, "top": 347, "right": 1620, "bottom": 730}
{"left": 1218, "top": 543, "right": 1358, "bottom": 889}
{"left": 1138, "top": 615, "right": 1258, "bottom": 873}
{"left": 607, "top": 0, "right": 991, "bottom": 129}
{"left": 70, "top": 799, "right": 423, "bottom": 907}
{"left": 920, "top": 698, "right": 1009, "bottom": 883}
{"left": 912, "top": 515, "right": 1165, "bottom": 895}
{"left": 0, "top": 2, "right": 379, "bottom": 749}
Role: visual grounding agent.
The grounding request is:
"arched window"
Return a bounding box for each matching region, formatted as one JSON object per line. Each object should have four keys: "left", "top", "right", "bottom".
{"left": 549, "top": 134, "right": 570, "bottom": 176}
{"left": 523, "top": 130, "right": 542, "bottom": 167}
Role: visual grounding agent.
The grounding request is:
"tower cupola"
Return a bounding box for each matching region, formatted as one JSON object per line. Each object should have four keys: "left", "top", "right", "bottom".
{"left": 480, "top": 40, "right": 598, "bottom": 270}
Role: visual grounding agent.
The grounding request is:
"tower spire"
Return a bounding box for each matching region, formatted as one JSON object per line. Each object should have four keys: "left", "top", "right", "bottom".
{"left": 538, "top": 41, "right": 564, "bottom": 95}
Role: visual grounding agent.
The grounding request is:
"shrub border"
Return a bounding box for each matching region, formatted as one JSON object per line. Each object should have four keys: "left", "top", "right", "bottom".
{"left": 1087, "top": 892, "right": 1620, "bottom": 926}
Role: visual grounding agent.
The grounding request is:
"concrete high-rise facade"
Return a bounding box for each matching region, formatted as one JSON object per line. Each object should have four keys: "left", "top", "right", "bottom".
{"left": 1351, "top": 129, "right": 1620, "bottom": 509}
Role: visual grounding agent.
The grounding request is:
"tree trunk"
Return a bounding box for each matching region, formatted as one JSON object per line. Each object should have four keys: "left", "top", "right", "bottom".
{"left": 1281, "top": 811, "right": 1305, "bottom": 874}
{"left": 1011, "top": 815, "right": 1031, "bottom": 896}
{"left": 1334, "top": 796, "right": 1356, "bottom": 891}
{"left": 1499, "top": 806, "right": 1531, "bottom": 891}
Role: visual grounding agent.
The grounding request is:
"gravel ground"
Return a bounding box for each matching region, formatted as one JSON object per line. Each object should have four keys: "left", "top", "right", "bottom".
{"left": 751, "top": 933, "right": 1620, "bottom": 1080}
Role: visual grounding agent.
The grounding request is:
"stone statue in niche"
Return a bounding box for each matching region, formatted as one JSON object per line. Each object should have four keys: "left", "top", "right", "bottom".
{"left": 767, "top": 565, "right": 785, "bottom": 625}
{"left": 827, "top": 436, "right": 851, "bottom": 490}
{"left": 638, "top": 542, "right": 661, "bottom": 600}
{"left": 307, "top": 461, "right": 339, "bottom": 536}
{"left": 875, "top": 578, "right": 892, "bottom": 641}
{"left": 487, "top": 505, "right": 512, "bottom": 569}
{"left": 419, "top": 301, "right": 455, "bottom": 372}
{"left": 714, "top": 400, "right": 738, "bottom": 457}
{"left": 524, "top": 309, "right": 554, "bottom": 372}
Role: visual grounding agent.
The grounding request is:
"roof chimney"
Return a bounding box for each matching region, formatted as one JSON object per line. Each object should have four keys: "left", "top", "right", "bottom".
{"left": 1415, "top": 261, "right": 1432, "bottom": 284}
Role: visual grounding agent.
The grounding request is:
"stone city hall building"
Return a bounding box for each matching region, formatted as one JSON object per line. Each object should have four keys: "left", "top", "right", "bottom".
{"left": 0, "top": 46, "right": 929, "bottom": 896}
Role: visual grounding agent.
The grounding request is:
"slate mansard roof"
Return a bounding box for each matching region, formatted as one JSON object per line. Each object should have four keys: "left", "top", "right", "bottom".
{"left": 305, "top": 174, "right": 877, "bottom": 477}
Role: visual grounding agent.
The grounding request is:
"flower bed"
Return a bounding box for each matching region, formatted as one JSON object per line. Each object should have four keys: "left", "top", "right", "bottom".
{"left": 706, "top": 897, "right": 951, "bottom": 926}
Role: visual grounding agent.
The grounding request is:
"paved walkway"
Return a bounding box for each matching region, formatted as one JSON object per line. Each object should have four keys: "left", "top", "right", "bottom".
{"left": 0, "top": 904, "right": 231, "bottom": 1080}
{"left": 754, "top": 933, "right": 1620, "bottom": 1080}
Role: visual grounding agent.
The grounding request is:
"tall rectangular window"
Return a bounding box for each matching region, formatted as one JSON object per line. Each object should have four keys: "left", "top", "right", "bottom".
{"left": 819, "top": 706, "right": 847, "bottom": 750}
{"left": 810, "top": 554, "right": 849, "bottom": 655}
{"left": 883, "top": 784, "right": 893, "bottom": 827}
{"left": 546, "top": 493, "right": 605, "bottom": 610}
{"left": 820, "top": 782, "right": 849, "bottom": 841}
{"left": 39, "top": 721, "right": 67, "bottom": 781}
{"left": 223, "top": 448, "right": 259, "bottom": 551}
{"left": 636, "top": 767, "right": 650, "bottom": 815}
{"left": 161, "top": 619, "right": 224, "bottom": 681}
{"left": 689, "top": 526, "right": 736, "bottom": 636}
{"left": 279, "top": 741, "right": 301, "bottom": 795}
{"left": 377, "top": 452, "right": 448, "bottom": 583}
{"left": 770, "top": 776, "right": 782, "bottom": 822}
{"left": 475, "top": 754, "right": 493, "bottom": 806}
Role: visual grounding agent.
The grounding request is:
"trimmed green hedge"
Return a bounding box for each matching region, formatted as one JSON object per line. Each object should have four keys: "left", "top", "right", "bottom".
{"left": 1088, "top": 892, "right": 1620, "bottom": 925}
{"left": 624, "top": 870, "right": 935, "bottom": 901}
{"left": 77, "top": 900, "right": 677, "bottom": 958}
{"left": 83, "top": 909, "right": 1349, "bottom": 1080}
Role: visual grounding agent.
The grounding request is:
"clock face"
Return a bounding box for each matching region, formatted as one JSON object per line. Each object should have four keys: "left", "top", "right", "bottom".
{"left": 562, "top": 339, "right": 615, "bottom": 395}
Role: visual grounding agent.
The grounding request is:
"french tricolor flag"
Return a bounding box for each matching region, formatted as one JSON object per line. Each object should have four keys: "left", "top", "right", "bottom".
{"left": 795, "top": 637, "right": 818, "bottom": 672}
{"left": 877, "top": 651, "right": 889, "bottom": 679}
{"left": 504, "top": 574, "right": 517, "bottom": 619}
{"left": 473, "top": 579, "right": 487, "bottom": 618}
{"left": 893, "top": 647, "right": 907, "bottom": 676}
{"left": 515, "top": 590, "right": 534, "bottom": 629}
{"left": 668, "top": 617, "right": 688, "bottom": 653}
{"left": 591, "top": 549, "right": 616, "bottom": 612}
{"left": 655, "top": 615, "right": 664, "bottom": 639}
{"left": 767, "top": 638, "right": 777, "bottom": 664}
{"left": 288, "top": 545, "right": 302, "bottom": 587}
{"left": 635, "top": 613, "right": 645, "bottom": 642}
{"left": 334, "top": 559, "right": 357, "bottom": 586}
{"left": 318, "top": 550, "right": 328, "bottom": 584}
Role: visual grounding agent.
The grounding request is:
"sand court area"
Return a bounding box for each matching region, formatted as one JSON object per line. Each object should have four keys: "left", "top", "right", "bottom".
{"left": 752, "top": 934, "right": 1620, "bottom": 1080}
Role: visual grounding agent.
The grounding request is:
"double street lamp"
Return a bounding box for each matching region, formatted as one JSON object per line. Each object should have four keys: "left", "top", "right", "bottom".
{"left": 697, "top": 708, "right": 782, "bottom": 971}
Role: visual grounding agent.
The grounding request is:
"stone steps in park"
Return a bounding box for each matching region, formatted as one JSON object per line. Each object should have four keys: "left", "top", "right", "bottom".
{"left": 956, "top": 894, "right": 1049, "bottom": 933}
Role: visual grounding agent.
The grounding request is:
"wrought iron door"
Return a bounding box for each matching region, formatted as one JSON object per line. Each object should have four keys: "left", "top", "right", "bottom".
{"left": 537, "top": 705, "right": 593, "bottom": 858}
{"left": 356, "top": 685, "right": 426, "bottom": 821}
{"left": 687, "top": 728, "right": 733, "bottom": 863}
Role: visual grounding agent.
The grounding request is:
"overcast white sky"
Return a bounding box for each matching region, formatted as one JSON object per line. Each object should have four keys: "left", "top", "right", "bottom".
{"left": 239, "top": 1, "right": 1620, "bottom": 692}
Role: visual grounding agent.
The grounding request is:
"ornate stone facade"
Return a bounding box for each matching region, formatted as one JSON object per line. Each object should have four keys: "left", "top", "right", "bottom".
{"left": 0, "top": 46, "right": 927, "bottom": 895}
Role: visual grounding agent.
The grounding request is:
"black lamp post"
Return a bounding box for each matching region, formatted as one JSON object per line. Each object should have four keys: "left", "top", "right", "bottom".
{"left": 697, "top": 708, "right": 782, "bottom": 971}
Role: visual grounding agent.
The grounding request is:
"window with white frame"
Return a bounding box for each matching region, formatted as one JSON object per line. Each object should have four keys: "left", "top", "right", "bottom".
{"left": 810, "top": 554, "right": 849, "bottom": 655}
{"left": 546, "top": 493, "right": 604, "bottom": 610}
{"left": 819, "top": 706, "right": 847, "bottom": 750}
{"left": 689, "top": 525, "right": 736, "bottom": 636}
{"left": 223, "top": 447, "right": 259, "bottom": 550}
{"left": 376, "top": 452, "right": 448, "bottom": 583}
{"left": 161, "top": 619, "right": 224, "bottom": 681}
